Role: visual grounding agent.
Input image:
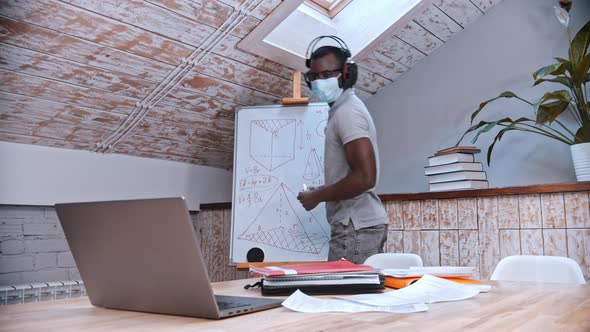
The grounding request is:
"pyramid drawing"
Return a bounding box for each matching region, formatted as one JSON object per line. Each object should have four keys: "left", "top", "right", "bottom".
{"left": 249, "top": 119, "right": 296, "bottom": 171}
{"left": 303, "top": 148, "right": 322, "bottom": 180}
{"left": 238, "top": 183, "right": 329, "bottom": 254}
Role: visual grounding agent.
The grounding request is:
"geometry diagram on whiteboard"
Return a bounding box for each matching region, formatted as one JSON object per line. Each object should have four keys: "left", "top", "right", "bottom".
{"left": 303, "top": 148, "right": 323, "bottom": 180}
{"left": 238, "top": 183, "right": 329, "bottom": 254}
{"left": 249, "top": 119, "right": 296, "bottom": 171}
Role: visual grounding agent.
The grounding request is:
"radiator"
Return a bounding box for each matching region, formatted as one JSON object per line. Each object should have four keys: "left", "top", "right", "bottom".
{"left": 0, "top": 280, "right": 86, "bottom": 305}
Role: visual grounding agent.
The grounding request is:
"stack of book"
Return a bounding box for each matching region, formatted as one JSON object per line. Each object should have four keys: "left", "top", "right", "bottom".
{"left": 425, "top": 146, "right": 489, "bottom": 192}
{"left": 249, "top": 259, "right": 385, "bottom": 296}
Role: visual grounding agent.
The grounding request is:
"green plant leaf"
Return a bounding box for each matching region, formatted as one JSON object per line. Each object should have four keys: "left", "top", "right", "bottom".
{"left": 532, "top": 62, "right": 568, "bottom": 81}
{"left": 470, "top": 91, "right": 518, "bottom": 124}
{"left": 536, "top": 100, "right": 570, "bottom": 124}
{"left": 570, "top": 19, "right": 590, "bottom": 64}
{"left": 572, "top": 54, "right": 590, "bottom": 85}
{"left": 555, "top": 57, "right": 569, "bottom": 63}
{"left": 533, "top": 76, "right": 572, "bottom": 88}
{"left": 536, "top": 90, "right": 572, "bottom": 105}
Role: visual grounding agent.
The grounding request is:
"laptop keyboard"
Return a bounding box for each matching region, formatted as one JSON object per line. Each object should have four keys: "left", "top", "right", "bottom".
{"left": 217, "top": 301, "right": 252, "bottom": 311}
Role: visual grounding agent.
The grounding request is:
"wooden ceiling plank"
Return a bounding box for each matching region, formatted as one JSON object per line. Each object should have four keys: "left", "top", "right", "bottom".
{"left": 0, "top": 90, "right": 125, "bottom": 131}
{"left": 218, "top": 0, "right": 283, "bottom": 21}
{"left": 0, "top": 118, "right": 112, "bottom": 144}
{"left": 395, "top": 20, "right": 445, "bottom": 55}
{"left": 0, "top": 17, "right": 276, "bottom": 107}
{"left": 3, "top": 0, "right": 289, "bottom": 98}
{"left": 114, "top": 134, "right": 233, "bottom": 168}
{"left": 356, "top": 51, "right": 409, "bottom": 82}
{"left": 1, "top": 0, "right": 192, "bottom": 65}
{"left": 1, "top": 89, "right": 234, "bottom": 151}
{"left": 0, "top": 69, "right": 137, "bottom": 115}
{"left": 0, "top": 69, "right": 238, "bottom": 134}
{"left": 470, "top": 0, "right": 503, "bottom": 13}
{"left": 373, "top": 37, "right": 427, "bottom": 68}
{"left": 192, "top": 53, "right": 290, "bottom": 97}
{"left": 433, "top": 0, "right": 483, "bottom": 28}
{"left": 59, "top": 0, "right": 293, "bottom": 96}
{"left": 355, "top": 68, "right": 392, "bottom": 94}
{"left": 214, "top": 35, "right": 293, "bottom": 80}
{"left": 144, "top": 0, "right": 260, "bottom": 40}
{"left": 0, "top": 16, "right": 173, "bottom": 82}
{"left": 0, "top": 132, "right": 93, "bottom": 150}
{"left": 0, "top": 44, "right": 244, "bottom": 127}
{"left": 415, "top": 4, "right": 463, "bottom": 42}
{"left": 137, "top": 120, "right": 234, "bottom": 152}
{"left": 0, "top": 42, "right": 156, "bottom": 99}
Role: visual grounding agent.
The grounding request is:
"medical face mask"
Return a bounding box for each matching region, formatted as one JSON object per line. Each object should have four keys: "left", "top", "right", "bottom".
{"left": 311, "top": 75, "right": 343, "bottom": 103}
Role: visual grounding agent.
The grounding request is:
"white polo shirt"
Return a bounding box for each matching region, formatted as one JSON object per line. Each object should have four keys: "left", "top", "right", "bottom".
{"left": 324, "top": 88, "right": 388, "bottom": 230}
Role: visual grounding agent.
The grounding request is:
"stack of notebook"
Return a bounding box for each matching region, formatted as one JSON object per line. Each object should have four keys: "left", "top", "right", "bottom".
{"left": 249, "top": 259, "right": 385, "bottom": 296}
{"left": 425, "top": 146, "right": 489, "bottom": 192}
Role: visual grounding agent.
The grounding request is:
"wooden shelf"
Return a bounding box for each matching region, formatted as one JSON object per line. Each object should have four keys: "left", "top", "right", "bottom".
{"left": 199, "top": 182, "right": 590, "bottom": 210}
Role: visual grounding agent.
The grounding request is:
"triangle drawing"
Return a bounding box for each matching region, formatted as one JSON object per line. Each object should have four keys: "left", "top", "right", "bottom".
{"left": 249, "top": 119, "right": 296, "bottom": 171}
{"left": 303, "top": 148, "right": 322, "bottom": 180}
{"left": 238, "top": 183, "right": 329, "bottom": 254}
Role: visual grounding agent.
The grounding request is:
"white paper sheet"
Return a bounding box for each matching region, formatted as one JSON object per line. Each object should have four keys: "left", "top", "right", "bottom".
{"left": 340, "top": 275, "right": 488, "bottom": 307}
{"left": 281, "top": 290, "right": 428, "bottom": 313}
{"left": 380, "top": 266, "right": 476, "bottom": 278}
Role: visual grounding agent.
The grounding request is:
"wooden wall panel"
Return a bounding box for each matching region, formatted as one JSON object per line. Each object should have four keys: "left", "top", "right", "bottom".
{"left": 440, "top": 230, "right": 459, "bottom": 266}
{"left": 499, "top": 229, "right": 520, "bottom": 259}
{"left": 565, "top": 192, "right": 590, "bottom": 228}
{"left": 567, "top": 229, "right": 590, "bottom": 281}
{"left": 541, "top": 193, "right": 566, "bottom": 229}
{"left": 459, "top": 230, "right": 480, "bottom": 279}
{"left": 384, "top": 201, "right": 403, "bottom": 230}
{"left": 520, "top": 229, "right": 543, "bottom": 256}
{"left": 421, "top": 231, "right": 440, "bottom": 266}
{"left": 439, "top": 199, "right": 458, "bottom": 229}
{"left": 457, "top": 197, "right": 477, "bottom": 229}
{"left": 519, "top": 194, "right": 542, "bottom": 228}
{"left": 477, "top": 197, "right": 499, "bottom": 279}
{"left": 421, "top": 200, "right": 439, "bottom": 230}
{"left": 498, "top": 195, "right": 519, "bottom": 229}
{"left": 357, "top": 51, "right": 407, "bottom": 82}
{"left": 543, "top": 228, "right": 567, "bottom": 257}
{"left": 403, "top": 230, "right": 422, "bottom": 256}
{"left": 386, "top": 231, "right": 404, "bottom": 253}
{"left": 471, "top": 0, "right": 503, "bottom": 12}
{"left": 402, "top": 201, "right": 421, "bottom": 230}
{"left": 195, "top": 186, "right": 589, "bottom": 282}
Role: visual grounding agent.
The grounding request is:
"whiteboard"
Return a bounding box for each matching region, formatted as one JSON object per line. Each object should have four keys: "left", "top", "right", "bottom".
{"left": 230, "top": 103, "right": 330, "bottom": 263}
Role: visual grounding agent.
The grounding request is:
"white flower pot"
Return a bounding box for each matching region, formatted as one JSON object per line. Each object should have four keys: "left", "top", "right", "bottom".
{"left": 571, "top": 143, "right": 590, "bottom": 181}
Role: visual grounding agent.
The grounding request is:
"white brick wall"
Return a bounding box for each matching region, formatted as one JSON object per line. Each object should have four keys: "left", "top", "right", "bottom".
{"left": 0, "top": 206, "right": 77, "bottom": 286}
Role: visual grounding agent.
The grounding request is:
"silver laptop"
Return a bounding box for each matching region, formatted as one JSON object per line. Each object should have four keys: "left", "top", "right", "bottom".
{"left": 55, "top": 197, "right": 282, "bottom": 319}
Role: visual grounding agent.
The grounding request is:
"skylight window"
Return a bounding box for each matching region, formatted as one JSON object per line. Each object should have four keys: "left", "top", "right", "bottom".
{"left": 238, "top": 0, "right": 423, "bottom": 71}
{"left": 306, "top": 0, "right": 352, "bottom": 18}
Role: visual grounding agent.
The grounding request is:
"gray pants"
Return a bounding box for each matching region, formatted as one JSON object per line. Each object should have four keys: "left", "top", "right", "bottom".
{"left": 327, "top": 221, "right": 388, "bottom": 264}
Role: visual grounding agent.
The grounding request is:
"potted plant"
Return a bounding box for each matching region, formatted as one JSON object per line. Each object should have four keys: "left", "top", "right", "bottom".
{"left": 458, "top": 2, "right": 590, "bottom": 181}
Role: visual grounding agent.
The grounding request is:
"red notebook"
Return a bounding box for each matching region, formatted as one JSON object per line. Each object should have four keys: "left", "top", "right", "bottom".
{"left": 249, "top": 259, "right": 374, "bottom": 277}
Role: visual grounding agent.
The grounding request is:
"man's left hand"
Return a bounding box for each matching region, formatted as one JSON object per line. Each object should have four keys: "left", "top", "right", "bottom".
{"left": 297, "top": 190, "right": 321, "bottom": 211}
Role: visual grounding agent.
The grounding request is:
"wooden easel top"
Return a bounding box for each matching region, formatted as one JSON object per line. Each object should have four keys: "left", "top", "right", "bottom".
{"left": 281, "top": 70, "right": 309, "bottom": 105}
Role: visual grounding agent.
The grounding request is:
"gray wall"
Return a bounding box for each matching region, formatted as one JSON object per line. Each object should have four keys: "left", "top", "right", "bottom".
{"left": 367, "top": 0, "right": 590, "bottom": 193}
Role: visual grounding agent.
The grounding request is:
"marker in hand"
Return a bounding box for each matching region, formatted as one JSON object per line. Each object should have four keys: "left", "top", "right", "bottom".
{"left": 302, "top": 184, "right": 308, "bottom": 192}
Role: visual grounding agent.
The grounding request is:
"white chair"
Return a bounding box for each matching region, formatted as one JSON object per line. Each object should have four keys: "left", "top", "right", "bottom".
{"left": 490, "top": 255, "right": 586, "bottom": 284}
{"left": 363, "top": 253, "right": 423, "bottom": 269}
